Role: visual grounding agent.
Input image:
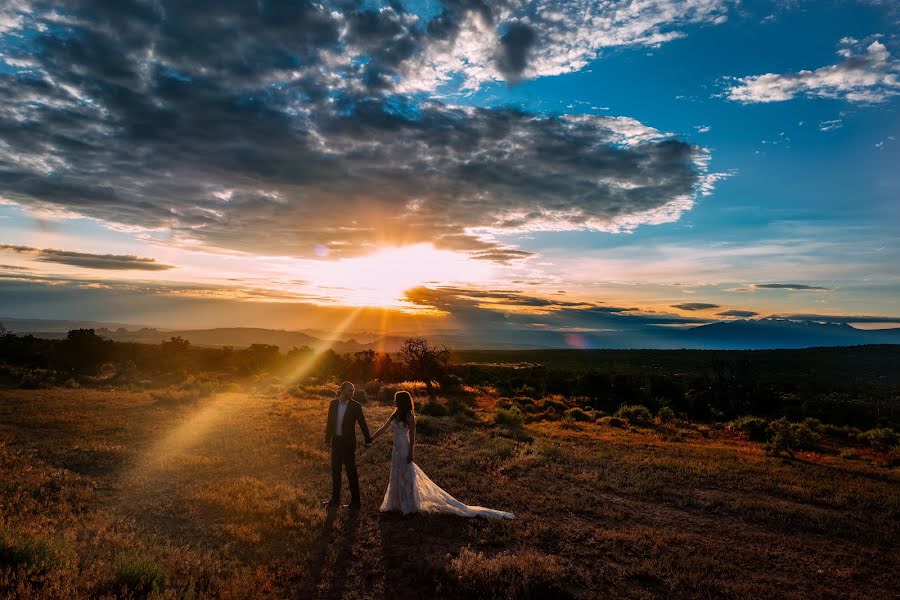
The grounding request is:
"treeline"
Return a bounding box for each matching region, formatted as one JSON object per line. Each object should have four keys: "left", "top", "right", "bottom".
{"left": 1, "top": 327, "right": 897, "bottom": 429}
{"left": 0, "top": 328, "right": 451, "bottom": 389}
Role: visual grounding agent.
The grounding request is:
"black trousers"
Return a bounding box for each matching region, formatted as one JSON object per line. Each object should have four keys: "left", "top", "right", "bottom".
{"left": 330, "top": 437, "right": 359, "bottom": 503}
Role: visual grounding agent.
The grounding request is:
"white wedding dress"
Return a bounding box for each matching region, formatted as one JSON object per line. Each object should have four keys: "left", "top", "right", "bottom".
{"left": 380, "top": 419, "right": 515, "bottom": 518}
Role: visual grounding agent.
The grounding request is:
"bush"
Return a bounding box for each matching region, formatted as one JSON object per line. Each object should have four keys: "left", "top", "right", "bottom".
{"left": 364, "top": 379, "right": 382, "bottom": 399}
{"left": 656, "top": 406, "right": 676, "bottom": 423}
{"left": 447, "top": 396, "right": 475, "bottom": 418}
{"left": 0, "top": 528, "right": 67, "bottom": 572}
{"left": 563, "top": 407, "right": 592, "bottom": 422}
{"left": 494, "top": 407, "right": 525, "bottom": 427}
{"left": 730, "top": 416, "right": 770, "bottom": 442}
{"left": 858, "top": 428, "right": 900, "bottom": 450}
{"left": 421, "top": 399, "right": 450, "bottom": 417}
{"left": 839, "top": 448, "right": 858, "bottom": 460}
{"left": 541, "top": 398, "right": 567, "bottom": 412}
{"left": 598, "top": 416, "right": 626, "bottom": 428}
{"left": 114, "top": 552, "right": 166, "bottom": 595}
{"left": 615, "top": 404, "right": 652, "bottom": 426}
{"left": 377, "top": 385, "right": 398, "bottom": 404}
{"left": 765, "top": 418, "right": 820, "bottom": 456}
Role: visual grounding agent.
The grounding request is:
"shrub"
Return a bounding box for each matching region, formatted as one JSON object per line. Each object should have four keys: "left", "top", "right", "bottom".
{"left": 656, "top": 406, "right": 676, "bottom": 423}
{"left": 858, "top": 428, "right": 900, "bottom": 450}
{"left": 114, "top": 552, "right": 166, "bottom": 596}
{"left": 615, "top": 404, "right": 652, "bottom": 426}
{"left": 377, "top": 385, "right": 398, "bottom": 404}
{"left": 0, "top": 528, "right": 67, "bottom": 572}
{"left": 765, "top": 418, "right": 820, "bottom": 456}
{"left": 447, "top": 396, "right": 475, "bottom": 418}
{"left": 541, "top": 398, "right": 567, "bottom": 412}
{"left": 494, "top": 407, "right": 525, "bottom": 427}
{"left": 563, "top": 407, "right": 592, "bottom": 422}
{"left": 839, "top": 448, "right": 858, "bottom": 460}
{"left": 352, "top": 388, "right": 368, "bottom": 404}
{"left": 730, "top": 416, "right": 770, "bottom": 442}
{"left": 442, "top": 547, "right": 570, "bottom": 600}
{"left": 598, "top": 416, "right": 626, "bottom": 428}
{"left": 364, "top": 379, "right": 382, "bottom": 399}
{"left": 421, "top": 399, "right": 450, "bottom": 417}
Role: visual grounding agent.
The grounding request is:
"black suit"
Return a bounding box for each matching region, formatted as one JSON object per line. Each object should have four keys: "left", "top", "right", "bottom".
{"left": 325, "top": 398, "right": 371, "bottom": 504}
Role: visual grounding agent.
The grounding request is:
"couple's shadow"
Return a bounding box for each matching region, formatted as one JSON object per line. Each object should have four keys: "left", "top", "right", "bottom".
{"left": 300, "top": 506, "right": 470, "bottom": 599}
{"left": 300, "top": 506, "right": 361, "bottom": 599}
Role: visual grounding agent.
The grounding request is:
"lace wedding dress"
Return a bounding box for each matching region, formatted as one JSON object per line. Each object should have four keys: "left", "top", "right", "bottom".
{"left": 379, "top": 419, "right": 515, "bottom": 518}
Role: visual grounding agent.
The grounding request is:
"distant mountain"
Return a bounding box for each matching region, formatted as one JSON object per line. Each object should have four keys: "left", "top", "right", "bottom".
{"left": 3, "top": 316, "right": 898, "bottom": 351}
{"left": 678, "top": 318, "right": 900, "bottom": 350}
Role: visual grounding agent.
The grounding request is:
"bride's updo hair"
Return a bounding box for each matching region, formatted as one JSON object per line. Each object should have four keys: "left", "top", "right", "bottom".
{"left": 393, "top": 390, "right": 414, "bottom": 424}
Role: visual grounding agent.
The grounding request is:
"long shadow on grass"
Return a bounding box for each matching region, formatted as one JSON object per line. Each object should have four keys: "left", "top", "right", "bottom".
{"left": 324, "top": 509, "right": 361, "bottom": 599}
{"left": 299, "top": 506, "right": 339, "bottom": 598}
{"left": 377, "top": 513, "right": 470, "bottom": 600}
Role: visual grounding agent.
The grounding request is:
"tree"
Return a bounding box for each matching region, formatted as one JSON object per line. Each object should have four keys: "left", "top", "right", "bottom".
{"left": 399, "top": 338, "right": 451, "bottom": 398}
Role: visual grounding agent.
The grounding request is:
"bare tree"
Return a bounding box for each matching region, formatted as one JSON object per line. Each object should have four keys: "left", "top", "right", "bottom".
{"left": 399, "top": 338, "right": 451, "bottom": 398}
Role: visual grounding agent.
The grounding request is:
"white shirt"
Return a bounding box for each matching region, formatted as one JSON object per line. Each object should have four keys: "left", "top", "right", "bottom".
{"left": 335, "top": 399, "right": 349, "bottom": 435}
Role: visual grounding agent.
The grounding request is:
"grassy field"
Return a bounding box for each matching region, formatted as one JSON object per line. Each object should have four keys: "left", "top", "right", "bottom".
{"left": 1, "top": 384, "right": 898, "bottom": 599}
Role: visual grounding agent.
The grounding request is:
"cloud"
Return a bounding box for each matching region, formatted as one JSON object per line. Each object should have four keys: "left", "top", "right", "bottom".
{"left": 716, "top": 309, "right": 759, "bottom": 317}
{"left": 725, "top": 40, "right": 900, "bottom": 104}
{"left": 670, "top": 302, "right": 720, "bottom": 311}
{"left": 752, "top": 283, "right": 831, "bottom": 291}
{"left": 819, "top": 119, "right": 843, "bottom": 132}
{"left": 404, "top": 286, "right": 703, "bottom": 330}
{"left": 399, "top": 0, "right": 732, "bottom": 91}
{"left": 0, "top": 244, "right": 173, "bottom": 270}
{"left": 0, "top": 1, "right": 722, "bottom": 263}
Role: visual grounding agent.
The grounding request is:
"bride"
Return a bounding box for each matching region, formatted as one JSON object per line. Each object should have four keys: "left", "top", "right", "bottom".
{"left": 370, "top": 390, "right": 515, "bottom": 519}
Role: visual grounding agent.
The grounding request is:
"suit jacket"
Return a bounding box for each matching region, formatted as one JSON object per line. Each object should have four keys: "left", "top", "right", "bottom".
{"left": 325, "top": 398, "right": 371, "bottom": 448}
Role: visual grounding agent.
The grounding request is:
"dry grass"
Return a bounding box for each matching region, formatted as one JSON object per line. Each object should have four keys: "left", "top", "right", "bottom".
{"left": 0, "top": 386, "right": 897, "bottom": 599}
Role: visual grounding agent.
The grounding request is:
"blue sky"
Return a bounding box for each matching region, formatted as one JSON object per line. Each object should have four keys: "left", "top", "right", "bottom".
{"left": 0, "top": 0, "right": 897, "bottom": 333}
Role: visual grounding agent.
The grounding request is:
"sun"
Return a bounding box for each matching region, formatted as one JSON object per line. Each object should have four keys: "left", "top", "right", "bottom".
{"left": 311, "top": 244, "right": 492, "bottom": 309}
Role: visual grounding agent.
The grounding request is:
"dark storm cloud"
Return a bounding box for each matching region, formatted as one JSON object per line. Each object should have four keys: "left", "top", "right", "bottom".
{"left": 717, "top": 309, "right": 759, "bottom": 318}
{"left": 671, "top": 302, "right": 720, "bottom": 311}
{"left": 753, "top": 283, "right": 831, "bottom": 291}
{"left": 0, "top": 1, "right": 717, "bottom": 261}
{"left": 497, "top": 22, "right": 537, "bottom": 80}
{"left": 404, "top": 286, "right": 699, "bottom": 330}
{"left": 0, "top": 244, "right": 173, "bottom": 270}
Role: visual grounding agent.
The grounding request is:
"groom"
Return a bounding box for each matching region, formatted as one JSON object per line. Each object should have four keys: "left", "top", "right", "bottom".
{"left": 324, "top": 381, "right": 371, "bottom": 509}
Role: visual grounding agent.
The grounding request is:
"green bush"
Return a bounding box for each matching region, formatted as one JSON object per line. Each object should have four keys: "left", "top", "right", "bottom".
{"left": 114, "top": 552, "right": 166, "bottom": 595}
{"left": 615, "top": 404, "right": 652, "bottom": 426}
{"left": 421, "top": 399, "right": 451, "bottom": 417}
{"left": 598, "top": 416, "right": 626, "bottom": 428}
{"left": 377, "top": 385, "right": 398, "bottom": 404}
{"left": 541, "top": 398, "right": 567, "bottom": 412}
{"left": 857, "top": 428, "right": 900, "bottom": 450}
{"left": 364, "top": 379, "right": 382, "bottom": 399}
{"left": 563, "top": 407, "right": 592, "bottom": 422}
{"left": 447, "top": 396, "right": 475, "bottom": 418}
{"left": 656, "top": 406, "right": 676, "bottom": 423}
{"left": 765, "top": 418, "right": 820, "bottom": 456}
{"left": 0, "top": 528, "right": 67, "bottom": 572}
{"left": 494, "top": 407, "right": 525, "bottom": 427}
{"left": 730, "top": 416, "right": 770, "bottom": 442}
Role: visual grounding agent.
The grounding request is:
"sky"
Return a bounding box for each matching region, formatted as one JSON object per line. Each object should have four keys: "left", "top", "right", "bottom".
{"left": 0, "top": 0, "right": 898, "bottom": 337}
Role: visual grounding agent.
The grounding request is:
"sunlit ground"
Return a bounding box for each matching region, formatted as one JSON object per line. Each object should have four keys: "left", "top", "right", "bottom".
{"left": 1, "top": 384, "right": 897, "bottom": 599}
